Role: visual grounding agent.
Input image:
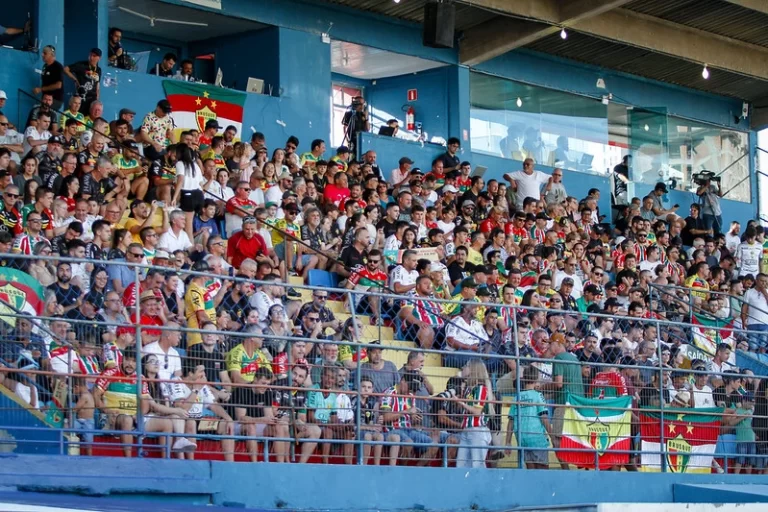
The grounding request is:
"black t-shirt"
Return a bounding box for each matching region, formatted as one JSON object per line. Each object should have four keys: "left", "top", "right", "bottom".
{"left": 48, "top": 282, "right": 82, "bottom": 307}
{"left": 186, "top": 344, "right": 226, "bottom": 385}
{"left": 340, "top": 245, "right": 365, "bottom": 271}
{"left": 77, "top": 148, "right": 100, "bottom": 174}
{"left": 682, "top": 216, "right": 707, "bottom": 247}
{"left": 149, "top": 65, "right": 174, "bottom": 77}
{"left": 613, "top": 163, "right": 629, "bottom": 197}
{"left": 712, "top": 386, "right": 743, "bottom": 408}
{"left": 80, "top": 172, "right": 101, "bottom": 201}
{"left": 377, "top": 218, "right": 398, "bottom": 239}
{"left": 66, "top": 309, "right": 108, "bottom": 343}
{"left": 439, "top": 152, "right": 460, "bottom": 172}
{"left": 274, "top": 388, "right": 308, "bottom": 415}
{"left": 36, "top": 153, "right": 62, "bottom": 185}
{"left": 430, "top": 393, "right": 463, "bottom": 432}
{"left": 219, "top": 291, "right": 249, "bottom": 325}
{"left": 233, "top": 387, "right": 275, "bottom": 418}
{"left": 448, "top": 261, "right": 473, "bottom": 285}
{"left": 68, "top": 61, "right": 101, "bottom": 100}
{"left": 350, "top": 395, "right": 377, "bottom": 426}
{"left": 42, "top": 60, "right": 64, "bottom": 102}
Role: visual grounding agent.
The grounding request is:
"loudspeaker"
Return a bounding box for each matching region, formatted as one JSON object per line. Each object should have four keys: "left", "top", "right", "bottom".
{"left": 423, "top": 2, "right": 455, "bottom": 49}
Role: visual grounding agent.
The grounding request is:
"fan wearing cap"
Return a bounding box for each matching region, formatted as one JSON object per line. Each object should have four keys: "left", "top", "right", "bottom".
{"left": 63, "top": 48, "right": 102, "bottom": 112}
{"left": 136, "top": 100, "right": 176, "bottom": 161}
{"left": 65, "top": 290, "right": 109, "bottom": 345}
{"left": 198, "top": 119, "right": 221, "bottom": 151}
{"left": 330, "top": 145, "right": 350, "bottom": 172}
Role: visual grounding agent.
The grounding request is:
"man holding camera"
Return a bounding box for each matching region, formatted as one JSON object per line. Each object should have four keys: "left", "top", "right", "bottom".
{"left": 341, "top": 96, "right": 370, "bottom": 154}
{"left": 696, "top": 173, "right": 723, "bottom": 235}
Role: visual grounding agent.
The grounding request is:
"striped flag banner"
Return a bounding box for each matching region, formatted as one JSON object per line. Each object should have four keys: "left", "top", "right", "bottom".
{"left": 639, "top": 407, "right": 722, "bottom": 473}
{"left": 162, "top": 80, "right": 246, "bottom": 140}
{"left": 558, "top": 394, "right": 632, "bottom": 469}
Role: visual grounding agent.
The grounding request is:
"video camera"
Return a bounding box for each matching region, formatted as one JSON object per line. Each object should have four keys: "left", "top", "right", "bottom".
{"left": 350, "top": 96, "right": 366, "bottom": 109}
{"left": 692, "top": 170, "right": 720, "bottom": 185}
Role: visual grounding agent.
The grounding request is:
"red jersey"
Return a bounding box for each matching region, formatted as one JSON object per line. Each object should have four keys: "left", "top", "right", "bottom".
{"left": 506, "top": 224, "right": 528, "bottom": 244}
{"left": 323, "top": 184, "right": 350, "bottom": 207}
{"left": 57, "top": 196, "right": 76, "bottom": 213}
{"left": 227, "top": 230, "right": 268, "bottom": 269}
{"left": 590, "top": 371, "right": 628, "bottom": 398}
{"left": 479, "top": 217, "right": 500, "bottom": 234}
{"left": 0, "top": 206, "right": 23, "bottom": 236}
{"left": 122, "top": 283, "right": 162, "bottom": 309}
{"left": 226, "top": 196, "right": 257, "bottom": 216}
{"left": 456, "top": 176, "right": 471, "bottom": 193}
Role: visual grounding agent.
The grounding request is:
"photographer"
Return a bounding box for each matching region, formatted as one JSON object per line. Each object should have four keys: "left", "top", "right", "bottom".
{"left": 696, "top": 173, "right": 723, "bottom": 235}
{"left": 341, "top": 96, "right": 370, "bottom": 154}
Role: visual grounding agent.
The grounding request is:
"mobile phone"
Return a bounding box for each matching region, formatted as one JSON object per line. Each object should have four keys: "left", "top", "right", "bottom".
{"left": 156, "top": 201, "right": 166, "bottom": 207}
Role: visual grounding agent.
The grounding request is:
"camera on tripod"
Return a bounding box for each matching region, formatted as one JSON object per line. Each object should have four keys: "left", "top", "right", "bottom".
{"left": 350, "top": 96, "right": 366, "bottom": 109}
{"left": 692, "top": 170, "right": 720, "bottom": 185}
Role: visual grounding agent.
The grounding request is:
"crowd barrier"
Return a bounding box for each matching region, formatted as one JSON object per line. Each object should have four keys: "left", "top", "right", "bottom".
{"left": 0, "top": 254, "right": 765, "bottom": 472}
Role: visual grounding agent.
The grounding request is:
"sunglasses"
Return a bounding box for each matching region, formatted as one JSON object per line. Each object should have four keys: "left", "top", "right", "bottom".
{"left": 129, "top": 252, "right": 143, "bottom": 257}
{"left": 368, "top": 260, "right": 380, "bottom": 264}
{"left": 314, "top": 295, "right": 328, "bottom": 300}
{"left": 307, "top": 317, "right": 320, "bottom": 322}
{"left": 5, "top": 193, "right": 19, "bottom": 198}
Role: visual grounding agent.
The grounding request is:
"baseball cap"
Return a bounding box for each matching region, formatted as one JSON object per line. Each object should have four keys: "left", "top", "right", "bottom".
{"left": 399, "top": 157, "right": 414, "bottom": 165}
{"left": 461, "top": 200, "right": 475, "bottom": 208}
{"left": 205, "top": 119, "right": 221, "bottom": 130}
{"left": 0, "top": 170, "right": 9, "bottom": 179}
{"left": 282, "top": 190, "right": 298, "bottom": 199}
{"left": 603, "top": 297, "right": 621, "bottom": 308}
{"left": 655, "top": 182, "right": 668, "bottom": 193}
{"left": 584, "top": 284, "right": 601, "bottom": 295}
{"left": 429, "top": 261, "right": 445, "bottom": 272}
{"left": 154, "top": 249, "right": 170, "bottom": 260}
{"left": 337, "top": 145, "right": 350, "bottom": 154}
{"left": 460, "top": 277, "right": 478, "bottom": 289}
{"left": 157, "top": 99, "right": 173, "bottom": 113}
{"left": 90, "top": 47, "right": 102, "bottom": 57}
{"left": 278, "top": 171, "right": 292, "bottom": 180}
{"left": 123, "top": 140, "right": 140, "bottom": 151}
{"left": 265, "top": 202, "right": 278, "bottom": 209}
{"left": 84, "top": 291, "right": 104, "bottom": 309}
{"left": 283, "top": 202, "right": 300, "bottom": 213}
{"left": 443, "top": 185, "right": 458, "bottom": 194}
{"left": 0, "top": 90, "right": 7, "bottom": 100}
{"left": 119, "top": 108, "right": 135, "bottom": 116}
{"left": 477, "top": 287, "right": 491, "bottom": 297}
{"left": 47, "top": 135, "right": 63, "bottom": 145}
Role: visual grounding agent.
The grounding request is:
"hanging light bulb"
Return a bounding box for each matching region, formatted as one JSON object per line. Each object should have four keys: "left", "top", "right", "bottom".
{"left": 702, "top": 64, "right": 710, "bottom": 79}
{"left": 644, "top": 124, "right": 650, "bottom": 132}
{"left": 560, "top": 28, "right": 567, "bottom": 40}
{"left": 394, "top": 0, "right": 401, "bottom": 3}
{"left": 516, "top": 97, "right": 523, "bottom": 108}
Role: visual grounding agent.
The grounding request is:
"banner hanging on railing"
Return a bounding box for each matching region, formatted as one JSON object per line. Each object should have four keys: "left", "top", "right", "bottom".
{"left": 639, "top": 407, "right": 722, "bottom": 473}
{"left": 162, "top": 80, "right": 246, "bottom": 141}
{"left": 691, "top": 313, "right": 735, "bottom": 357}
{"left": 0, "top": 267, "right": 44, "bottom": 327}
{"left": 557, "top": 394, "right": 632, "bottom": 469}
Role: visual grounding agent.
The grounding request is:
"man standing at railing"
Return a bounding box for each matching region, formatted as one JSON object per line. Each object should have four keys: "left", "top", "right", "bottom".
{"left": 741, "top": 273, "right": 768, "bottom": 352}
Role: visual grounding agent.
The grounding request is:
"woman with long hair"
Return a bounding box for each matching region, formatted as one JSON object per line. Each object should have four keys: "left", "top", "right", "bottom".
{"left": 262, "top": 162, "right": 277, "bottom": 189}
{"left": 521, "top": 289, "right": 542, "bottom": 309}
{"left": 400, "top": 227, "right": 418, "bottom": 250}
{"left": 14, "top": 156, "right": 41, "bottom": 194}
{"left": 271, "top": 148, "right": 289, "bottom": 175}
{"left": 88, "top": 267, "right": 109, "bottom": 297}
{"left": 341, "top": 212, "right": 366, "bottom": 251}
{"left": 336, "top": 317, "right": 367, "bottom": 371}
{"left": 227, "top": 142, "right": 252, "bottom": 182}
{"left": 456, "top": 358, "right": 493, "bottom": 468}
{"left": 57, "top": 174, "right": 80, "bottom": 213}
{"left": 171, "top": 144, "right": 204, "bottom": 240}
{"left": 22, "top": 179, "right": 39, "bottom": 207}
{"left": 108, "top": 229, "right": 132, "bottom": 260}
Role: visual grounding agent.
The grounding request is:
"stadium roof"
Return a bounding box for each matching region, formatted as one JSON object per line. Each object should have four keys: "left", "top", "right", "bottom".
{"left": 321, "top": 0, "right": 768, "bottom": 106}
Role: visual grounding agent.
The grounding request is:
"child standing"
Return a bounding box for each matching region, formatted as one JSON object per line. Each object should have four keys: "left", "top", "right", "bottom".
{"left": 351, "top": 375, "right": 384, "bottom": 465}
{"left": 506, "top": 365, "right": 552, "bottom": 469}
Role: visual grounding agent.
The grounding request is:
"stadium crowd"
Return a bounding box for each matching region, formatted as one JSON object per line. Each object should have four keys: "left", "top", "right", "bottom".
{"left": 1, "top": 44, "right": 768, "bottom": 470}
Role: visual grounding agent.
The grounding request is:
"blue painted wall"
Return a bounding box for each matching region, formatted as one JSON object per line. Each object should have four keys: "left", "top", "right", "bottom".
{"left": 367, "top": 67, "right": 452, "bottom": 141}
{"left": 2, "top": 454, "right": 768, "bottom": 510}
{"left": 360, "top": 133, "right": 446, "bottom": 180}
{"left": 189, "top": 27, "right": 279, "bottom": 94}
{"left": 0, "top": 47, "right": 42, "bottom": 128}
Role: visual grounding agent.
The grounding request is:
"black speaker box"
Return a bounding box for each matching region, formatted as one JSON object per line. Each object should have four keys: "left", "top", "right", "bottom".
{"left": 423, "top": 2, "right": 455, "bottom": 49}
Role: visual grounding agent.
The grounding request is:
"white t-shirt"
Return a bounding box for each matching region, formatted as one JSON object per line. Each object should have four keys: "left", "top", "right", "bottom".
{"left": 204, "top": 180, "right": 223, "bottom": 202}
{"left": 249, "top": 291, "right": 278, "bottom": 330}
{"left": 736, "top": 242, "right": 762, "bottom": 277}
{"left": 23, "top": 127, "right": 51, "bottom": 155}
{"left": 143, "top": 342, "right": 183, "bottom": 383}
{"left": 167, "top": 379, "right": 216, "bottom": 418}
{"left": 507, "top": 170, "right": 550, "bottom": 207}
{"left": 264, "top": 185, "right": 284, "bottom": 205}
{"left": 249, "top": 188, "right": 265, "bottom": 207}
{"left": 639, "top": 259, "right": 661, "bottom": 274}
{"left": 444, "top": 316, "right": 488, "bottom": 351}
{"left": 554, "top": 271, "right": 583, "bottom": 299}
{"left": 743, "top": 288, "right": 768, "bottom": 326}
{"left": 390, "top": 265, "right": 418, "bottom": 289}
{"left": 175, "top": 162, "right": 204, "bottom": 191}
{"left": 158, "top": 228, "right": 193, "bottom": 253}
{"left": 692, "top": 384, "right": 715, "bottom": 408}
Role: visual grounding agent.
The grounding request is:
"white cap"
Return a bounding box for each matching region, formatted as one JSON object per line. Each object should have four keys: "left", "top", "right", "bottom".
{"left": 443, "top": 184, "right": 458, "bottom": 193}
{"left": 429, "top": 261, "right": 445, "bottom": 272}
{"left": 0, "top": 90, "right": 6, "bottom": 100}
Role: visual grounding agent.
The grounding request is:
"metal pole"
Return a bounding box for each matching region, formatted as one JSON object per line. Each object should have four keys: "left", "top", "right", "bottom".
{"left": 657, "top": 317, "right": 666, "bottom": 473}
{"left": 134, "top": 266, "right": 144, "bottom": 458}
{"left": 350, "top": 289, "right": 363, "bottom": 465}
{"left": 512, "top": 303, "right": 523, "bottom": 469}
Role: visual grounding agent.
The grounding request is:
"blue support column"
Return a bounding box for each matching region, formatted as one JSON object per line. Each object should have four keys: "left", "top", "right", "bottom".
{"left": 277, "top": 27, "right": 331, "bottom": 147}
{"left": 448, "top": 65, "right": 472, "bottom": 152}
{"left": 64, "top": 0, "right": 108, "bottom": 64}
{"left": 35, "top": 0, "right": 65, "bottom": 62}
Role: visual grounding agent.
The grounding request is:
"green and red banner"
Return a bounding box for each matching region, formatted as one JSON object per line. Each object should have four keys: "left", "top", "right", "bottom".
{"left": 639, "top": 407, "right": 722, "bottom": 473}
{"left": 0, "top": 268, "right": 44, "bottom": 327}
{"left": 162, "top": 81, "right": 246, "bottom": 139}
{"left": 558, "top": 394, "right": 632, "bottom": 469}
{"left": 690, "top": 313, "right": 735, "bottom": 358}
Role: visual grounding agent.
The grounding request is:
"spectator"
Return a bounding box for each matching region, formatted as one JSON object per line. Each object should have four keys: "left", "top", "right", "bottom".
{"left": 137, "top": 100, "right": 175, "bottom": 161}
{"left": 379, "top": 369, "right": 435, "bottom": 466}
{"left": 35, "top": 45, "right": 64, "bottom": 107}
{"left": 150, "top": 52, "right": 177, "bottom": 77}
{"left": 63, "top": 48, "right": 102, "bottom": 112}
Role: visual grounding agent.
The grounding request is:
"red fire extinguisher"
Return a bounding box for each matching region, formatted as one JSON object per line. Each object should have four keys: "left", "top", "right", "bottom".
{"left": 406, "top": 106, "right": 415, "bottom": 131}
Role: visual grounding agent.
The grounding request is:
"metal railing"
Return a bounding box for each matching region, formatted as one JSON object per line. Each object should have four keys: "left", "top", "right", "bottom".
{"left": 0, "top": 254, "right": 765, "bottom": 472}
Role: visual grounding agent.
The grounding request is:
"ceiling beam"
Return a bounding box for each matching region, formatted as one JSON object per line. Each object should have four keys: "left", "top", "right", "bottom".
{"left": 723, "top": 0, "right": 768, "bottom": 16}
{"left": 459, "top": 0, "right": 633, "bottom": 66}
{"left": 459, "top": 2, "right": 768, "bottom": 82}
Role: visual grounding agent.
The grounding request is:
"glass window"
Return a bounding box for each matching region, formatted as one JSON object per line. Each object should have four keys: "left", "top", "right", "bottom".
{"left": 469, "top": 72, "right": 622, "bottom": 175}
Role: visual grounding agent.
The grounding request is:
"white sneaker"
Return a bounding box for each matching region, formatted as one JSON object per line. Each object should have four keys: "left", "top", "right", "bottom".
{"left": 172, "top": 438, "right": 197, "bottom": 453}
